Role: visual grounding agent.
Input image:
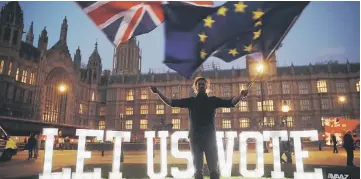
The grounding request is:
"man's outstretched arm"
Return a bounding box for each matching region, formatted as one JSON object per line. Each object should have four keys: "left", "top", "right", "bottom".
{"left": 150, "top": 86, "right": 171, "bottom": 106}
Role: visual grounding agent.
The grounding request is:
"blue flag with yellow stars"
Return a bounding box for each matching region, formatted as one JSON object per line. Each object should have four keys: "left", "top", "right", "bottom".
{"left": 162, "top": 1, "right": 309, "bottom": 78}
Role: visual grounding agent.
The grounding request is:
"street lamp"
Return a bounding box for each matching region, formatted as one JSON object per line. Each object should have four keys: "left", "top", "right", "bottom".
{"left": 338, "top": 96, "right": 346, "bottom": 119}
{"left": 256, "top": 61, "right": 268, "bottom": 152}
{"left": 281, "top": 101, "right": 290, "bottom": 113}
{"left": 281, "top": 100, "right": 290, "bottom": 128}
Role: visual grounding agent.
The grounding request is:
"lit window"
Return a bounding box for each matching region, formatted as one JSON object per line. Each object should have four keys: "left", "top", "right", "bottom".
{"left": 336, "top": 82, "right": 346, "bottom": 93}
{"left": 317, "top": 80, "right": 327, "bottom": 93}
{"left": 91, "top": 92, "right": 95, "bottom": 101}
{"left": 172, "top": 107, "right": 180, "bottom": 114}
{"left": 172, "top": 119, "right": 181, "bottom": 129}
{"left": 126, "top": 89, "right": 135, "bottom": 101}
{"left": 286, "top": 117, "right": 293, "bottom": 128}
{"left": 99, "top": 107, "right": 105, "bottom": 116}
{"left": 238, "top": 101, "right": 248, "bottom": 112}
{"left": 0, "top": 60, "right": 4, "bottom": 73}
{"left": 29, "top": 72, "right": 35, "bottom": 85}
{"left": 16, "top": 68, "right": 21, "bottom": 81}
{"left": 282, "top": 82, "right": 290, "bottom": 94}
{"left": 141, "top": 89, "right": 148, "bottom": 100}
{"left": 257, "top": 100, "right": 274, "bottom": 111}
{"left": 356, "top": 80, "right": 360, "bottom": 92}
{"left": 222, "top": 85, "right": 231, "bottom": 97}
{"left": 262, "top": 117, "right": 275, "bottom": 128}
{"left": 8, "top": 62, "right": 12, "bottom": 76}
{"left": 156, "top": 104, "right": 164, "bottom": 114}
{"left": 22, "top": 70, "right": 27, "bottom": 83}
{"left": 79, "top": 104, "right": 83, "bottom": 114}
{"left": 221, "top": 108, "right": 231, "bottom": 113}
{"left": 239, "top": 118, "right": 249, "bottom": 128}
{"left": 125, "top": 107, "right": 134, "bottom": 115}
{"left": 140, "top": 105, "right": 148, "bottom": 114}
{"left": 298, "top": 81, "right": 309, "bottom": 94}
{"left": 98, "top": 120, "right": 105, "bottom": 130}
{"left": 239, "top": 83, "right": 247, "bottom": 92}
{"left": 300, "top": 100, "right": 310, "bottom": 111}
{"left": 222, "top": 119, "right": 231, "bottom": 129}
{"left": 125, "top": 120, "right": 132, "bottom": 129}
{"left": 140, "top": 119, "right": 148, "bottom": 129}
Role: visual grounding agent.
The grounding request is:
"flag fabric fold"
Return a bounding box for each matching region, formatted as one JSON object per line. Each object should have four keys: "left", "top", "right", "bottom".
{"left": 163, "top": 1, "right": 309, "bottom": 79}
{"left": 75, "top": 1, "right": 213, "bottom": 46}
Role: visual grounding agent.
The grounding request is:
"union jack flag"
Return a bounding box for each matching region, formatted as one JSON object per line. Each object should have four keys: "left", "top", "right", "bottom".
{"left": 76, "top": 1, "right": 213, "bottom": 46}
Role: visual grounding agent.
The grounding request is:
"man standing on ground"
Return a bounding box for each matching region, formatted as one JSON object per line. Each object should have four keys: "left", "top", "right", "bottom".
{"left": 331, "top": 133, "right": 338, "bottom": 153}
{"left": 150, "top": 77, "right": 248, "bottom": 179}
{"left": 343, "top": 130, "right": 354, "bottom": 166}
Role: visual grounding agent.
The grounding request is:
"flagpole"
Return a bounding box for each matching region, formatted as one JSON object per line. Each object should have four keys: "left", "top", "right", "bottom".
{"left": 245, "top": 13, "right": 302, "bottom": 91}
{"left": 264, "top": 14, "right": 301, "bottom": 62}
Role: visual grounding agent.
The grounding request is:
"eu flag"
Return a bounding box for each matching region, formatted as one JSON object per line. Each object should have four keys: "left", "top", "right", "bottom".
{"left": 163, "top": 1, "right": 309, "bottom": 78}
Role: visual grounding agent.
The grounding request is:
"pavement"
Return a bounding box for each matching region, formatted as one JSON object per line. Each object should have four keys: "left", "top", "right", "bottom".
{"left": 0, "top": 147, "right": 359, "bottom": 179}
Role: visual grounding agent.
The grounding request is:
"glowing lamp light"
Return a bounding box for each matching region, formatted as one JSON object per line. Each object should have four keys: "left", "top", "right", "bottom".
{"left": 256, "top": 63, "right": 264, "bottom": 73}
{"left": 58, "top": 84, "right": 67, "bottom": 93}
{"left": 338, "top": 96, "right": 346, "bottom": 103}
{"left": 281, "top": 101, "right": 290, "bottom": 113}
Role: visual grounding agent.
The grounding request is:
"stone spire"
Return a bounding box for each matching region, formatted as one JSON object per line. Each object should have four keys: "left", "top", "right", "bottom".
{"left": 59, "top": 16, "right": 67, "bottom": 43}
{"left": 25, "top": 21, "right": 34, "bottom": 45}
{"left": 38, "top": 26, "right": 48, "bottom": 51}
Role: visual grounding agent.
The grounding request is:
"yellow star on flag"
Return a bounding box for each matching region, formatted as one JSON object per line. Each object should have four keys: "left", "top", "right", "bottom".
{"left": 217, "top": 6, "right": 228, "bottom": 16}
{"left": 243, "top": 44, "right": 253, "bottom": 53}
{"left": 203, "top": 16, "right": 215, "bottom": 28}
{"left": 228, "top": 48, "right": 239, "bottom": 57}
{"left": 255, "top": 21, "right": 262, "bottom": 27}
{"left": 198, "top": 32, "right": 208, "bottom": 42}
{"left": 252, "top": 9, "right": 264, "bottom": 20}
{"left": 253, "top": 29, "right": 261, "bottom": 40}
{"left": 200, "top": 49, "right": 207, "bottom": 59}
{"left": 234, "top": 2, "right": 248, "bottom": 13}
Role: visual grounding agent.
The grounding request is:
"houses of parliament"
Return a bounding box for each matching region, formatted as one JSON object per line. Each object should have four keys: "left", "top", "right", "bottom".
{"left": 0, "top": 2, "right": 359, "bottom": 139}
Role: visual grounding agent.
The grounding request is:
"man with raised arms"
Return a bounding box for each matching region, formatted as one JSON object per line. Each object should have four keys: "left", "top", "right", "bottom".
{"left": 150, "top": 77, "right": 248, "bottom": 179}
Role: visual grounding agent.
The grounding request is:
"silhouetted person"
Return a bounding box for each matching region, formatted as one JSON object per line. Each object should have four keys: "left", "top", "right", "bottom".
{"left": 331, "top": 134, "right": 338, "bottom": 153}
{"left": 280, "top": 138, "right": 292, "bottom": 164}
{"left": 343, "top": 131, "right": 354, "bottom": 166}
{"left": 27, "top": 133, "right": 36, "bottom": 160}
{"left": 151, "top": 77, "right": 248, "bottom": 179}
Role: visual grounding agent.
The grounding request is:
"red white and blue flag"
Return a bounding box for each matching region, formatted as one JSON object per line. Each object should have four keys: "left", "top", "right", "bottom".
{"left": 76, "top": 1, "right": 213, "bottom": 46}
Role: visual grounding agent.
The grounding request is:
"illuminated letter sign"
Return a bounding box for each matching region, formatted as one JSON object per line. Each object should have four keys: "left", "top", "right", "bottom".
{"left": 40, "top": 128, "right": 72, "bottom": 179}
{"left": 170, "top": 131, "right": 194, "bottom": 178}
{"left": 239, "top": 131, "right": 264, "bottom": 178}
{"left": 72, "top": 129, "right": 104, "bottom": 179}
{"left": 216, "top": 131, "right": 237, "bottom": 177}
{"left": 38, "top": 129, "right": 325, "bottom": 179}
{"left": 106, "top": 131, "right": 131, "bottom": 179}
{"left": 263, "top": 130, "right": 288, "bottom": 179}
{"left": 291, "top": 130, "right": 323, "bottom": 179}
{"left": 145, "top": 131, "right": 168, "bottom": 179}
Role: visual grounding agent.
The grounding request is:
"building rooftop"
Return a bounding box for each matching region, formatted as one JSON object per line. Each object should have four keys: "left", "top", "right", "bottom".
{"left": 19, "top": 42, "right": 41, "bottom": 61}
{"left": 107, "top": 62, "right": 359, "bottom": 84}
